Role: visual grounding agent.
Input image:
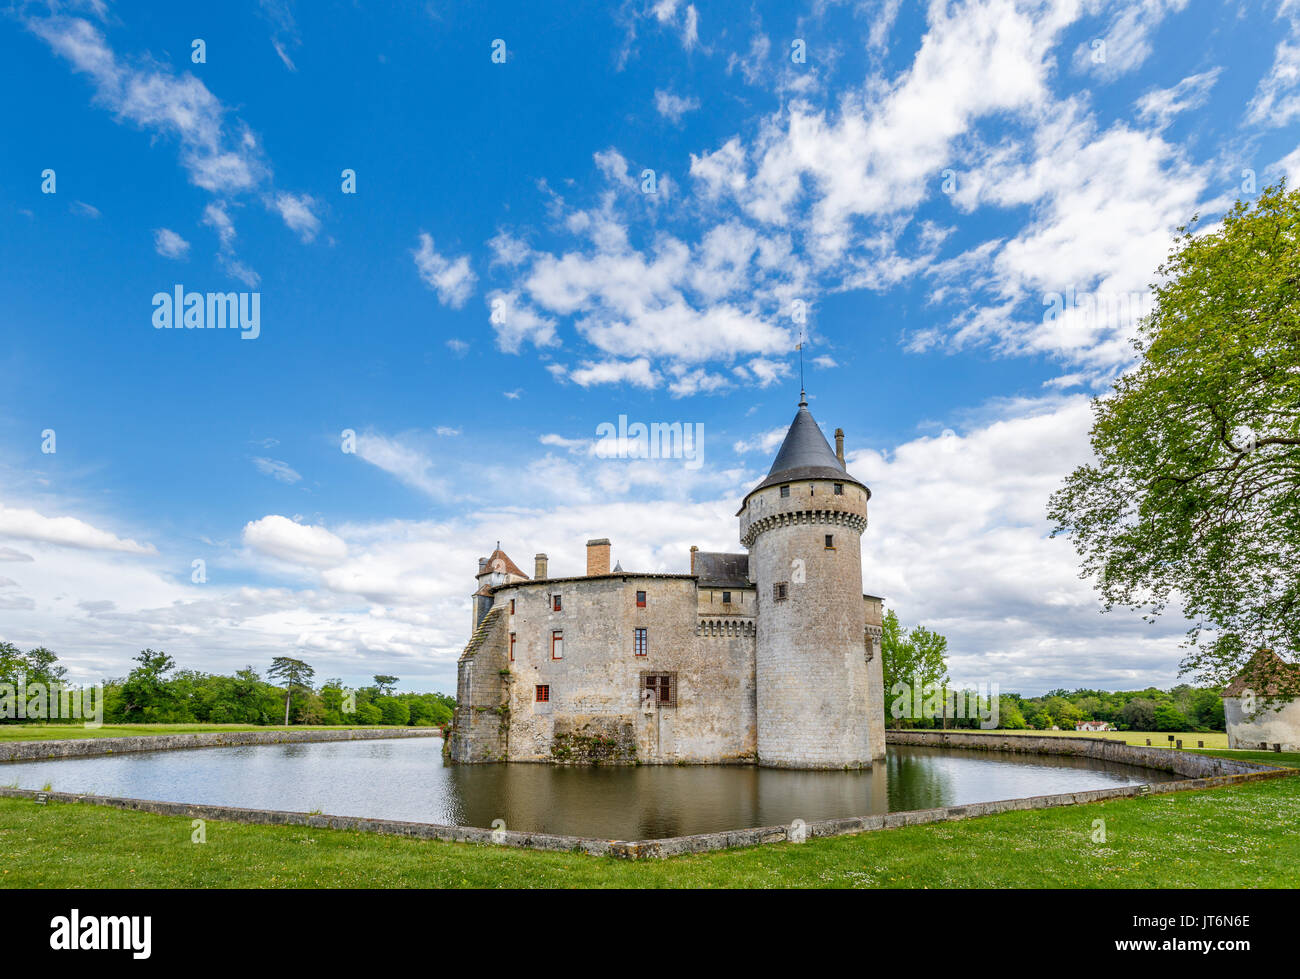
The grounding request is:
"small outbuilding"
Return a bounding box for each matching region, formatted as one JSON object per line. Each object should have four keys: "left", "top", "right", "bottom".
{"left": 1223, "top": 650, "right": 1300, "bottom": 751}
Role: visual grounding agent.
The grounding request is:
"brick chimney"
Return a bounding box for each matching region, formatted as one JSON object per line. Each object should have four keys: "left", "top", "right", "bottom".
{"left": 834, "top": 427, "right": 845, "bottom": 465}
{"left": 534, "top": 553, "right": 548, "bottom": 580}
{"left": 586, "top": 538, "right": 611, "bottom": 576}
{"left": 690, "top": 545, "right": 698, "bottom": 573}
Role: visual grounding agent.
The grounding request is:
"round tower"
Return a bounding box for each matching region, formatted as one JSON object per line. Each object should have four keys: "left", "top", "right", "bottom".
{"left": 739, "top": 396, "right": 876, "bottom": 768}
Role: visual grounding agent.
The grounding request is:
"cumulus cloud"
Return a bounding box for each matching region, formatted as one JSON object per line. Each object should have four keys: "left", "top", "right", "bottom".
{"left": 242, "top": 515, "right": 347, "bottom": 568}
{"left": 413, "top": 232, "right": 477, "bottom": 308}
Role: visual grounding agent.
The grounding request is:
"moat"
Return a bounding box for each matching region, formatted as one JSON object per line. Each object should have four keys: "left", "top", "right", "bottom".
{"left": 4, "top": 736, "right": 1181, "bottom": 839}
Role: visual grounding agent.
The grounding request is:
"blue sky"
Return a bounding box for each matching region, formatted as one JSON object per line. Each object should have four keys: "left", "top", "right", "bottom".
{"left": 2, "top": 0, "right": 1298, "bottom": 695}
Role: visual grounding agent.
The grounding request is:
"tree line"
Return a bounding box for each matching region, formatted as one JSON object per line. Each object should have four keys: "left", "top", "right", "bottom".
{"left": 0, "top": 642, "right": 454, "bottom": 728}
{"left": 880, "top": 610, "right": 1226, "bottom": 732}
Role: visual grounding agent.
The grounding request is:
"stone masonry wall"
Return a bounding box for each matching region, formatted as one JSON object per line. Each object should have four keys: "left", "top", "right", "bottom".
{"left": 0, "top": 727, "right": 441, "bottom": 763}
{"left": 1225, "top": 696, "right": 1300, "bottom": 751}
{"left": 493, "top": 575, "right": 756, "bottom": 764}
{"left": 742, "top": 479, "right": 875, "bottom": 768}
{"left": 447, "top": 607, "right": 511, "bottom": 763}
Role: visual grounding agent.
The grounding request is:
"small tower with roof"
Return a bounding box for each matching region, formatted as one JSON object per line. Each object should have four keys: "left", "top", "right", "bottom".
{"left": 472, "top": 544, "right": 529, "bottom": 631}
{"left": 739, "top": 393, "right": 879, "bottom": 768}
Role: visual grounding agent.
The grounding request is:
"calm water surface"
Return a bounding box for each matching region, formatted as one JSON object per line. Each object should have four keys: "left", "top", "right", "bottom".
{"left": 5, "top": 737, "right": 1176, "bottom": 839}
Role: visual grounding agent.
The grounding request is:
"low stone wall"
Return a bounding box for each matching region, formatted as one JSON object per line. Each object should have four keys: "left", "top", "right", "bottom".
{"left": 0, "top": 727, "right": 442, "bottom": 763}
{"left": 884, "top": 730, "right": 1266, "bottom": 778}
{"left": 0, "top": 728, "right": 1286, "bottom": 860}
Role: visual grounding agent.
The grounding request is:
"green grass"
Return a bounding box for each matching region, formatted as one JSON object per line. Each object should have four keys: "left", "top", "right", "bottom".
{"left": 2, "top": 774, "right": 1296, "bottom": 888}
{"left": 987, "top": 729, "right": 1229, "bottom": 749}
{"left": 1195, "top": 748, "right": 1300, "bottom": 768}
{"left": 0, "top": 724, "right": 427, "bottom": 742}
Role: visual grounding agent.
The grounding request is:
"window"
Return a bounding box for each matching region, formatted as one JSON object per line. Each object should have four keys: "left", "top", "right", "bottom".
{"left": 509, "top": 632, "right": 516, "bottom": 662}
{"left": 634, "top": 627, "right": 648, "bottom": 657}
{"left": 779, "top": 485, "right": 790, "bottom": 498}
{"left": 551, "top": 630, "right": 564, "bottom": 659}
{"left": 834, "top": 483, "right": 844, "bottom": 495}
{"left": 722, "top": 591, "right": 732, "bottom": 603}
{"left": 636, "top": 590, "right": 646, "bottom": 608}
{"left": 773, "top": 582, "right": 788, "bottom": 602}
{"left": 642, "top": 672, "right": 676, "bottom": 707}
{"left": 510, "top": 598, "right": 516, "bottom": 614}
{"left": 535, "top": 684, "right": 549, "bottom": 703}
{"left": 552, "top": 594, "right": 562, "bottom": 611}
{"left": 825, "top": 534, "right": 835, "bottom": 549}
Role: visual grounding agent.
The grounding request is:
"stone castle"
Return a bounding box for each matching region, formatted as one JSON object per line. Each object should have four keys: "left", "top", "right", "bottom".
{"left": 446, "top": 395, "right": 887, "bottom": 769}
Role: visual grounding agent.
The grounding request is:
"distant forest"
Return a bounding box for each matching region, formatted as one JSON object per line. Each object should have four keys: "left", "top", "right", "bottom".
{"left": 0, "top": 642, "right": 454, "bottom": 727}
{"left": 906, "top": 686, "right": 1226, "bottom": 733}
{"left": 4, "top": 641, "right": 1226, "bottom": 733}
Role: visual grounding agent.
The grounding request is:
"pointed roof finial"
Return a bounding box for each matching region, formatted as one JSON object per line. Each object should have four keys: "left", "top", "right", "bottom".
{"left": 796, "top": 335, "right": 807, "bottom": 406}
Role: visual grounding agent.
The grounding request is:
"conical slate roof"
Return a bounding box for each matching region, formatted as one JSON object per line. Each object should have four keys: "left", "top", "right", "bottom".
{"left": 744, "top": 399, "right": 869, "bottom": 500}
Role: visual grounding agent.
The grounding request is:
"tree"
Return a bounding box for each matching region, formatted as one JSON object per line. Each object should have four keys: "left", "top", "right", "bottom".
{"left": 1049, "top": 182, "right": 1300, "bottom": 698}
{"left": 373, "top": 675, "right": 399, "bottom": 696}
{"left": 880, "top": 610, "right": 950, "bottom": 728}
{"left": 121, "top": 649, "right": 176, "bottom": 720}
{"left": 1153, "top": 703, "right": 1190, "bottom": 732}
{"left": 1119, "top": 698, "right": 1157, "bottom": 731}
{"left": 377, "top": 696, "right": 410, "bottom": 726}
{"left": 1188, "top": 688, "right": 1226, "bottom": 730}
{"left": 267, "top": 657, "right": 316, "bottom": 726}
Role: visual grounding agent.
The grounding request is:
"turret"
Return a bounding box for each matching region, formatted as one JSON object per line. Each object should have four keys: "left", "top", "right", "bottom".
{"left": 739, "top": 396, "right": 880, "bottom": 768}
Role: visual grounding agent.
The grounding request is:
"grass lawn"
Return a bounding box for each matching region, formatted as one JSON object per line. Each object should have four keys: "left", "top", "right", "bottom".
{"left": 2, "top": 772, "right": 1296, "bottom": 888}
{"left": 986, "top": 729, "right": 1229, "bottom": 749}
{"left": 0, "top": 724, "right": 430, "bottom": 742}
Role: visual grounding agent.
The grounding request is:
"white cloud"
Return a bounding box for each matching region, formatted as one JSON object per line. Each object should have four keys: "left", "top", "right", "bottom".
{"left": 242, "top": 515, "right": 347, "bottom": 568}
{"left": 153, "top": 227, "right": 190, "bottom": 259}
{"left": 654, "top": 89, "right": 700, "bottom": 122}
{"left": 413, "top": 232, "right": 477, "bottom": 309}
{"left": 26, "top": 14, "right": 268, "bottom": 194}
{"left": 1072, "top": 0, "right": 1189, "bottom": 82}
{"left": 567, "top": 357, "right": 660, "bottom": 389}
{"left": 271, "top": 192, "right": 321, "bottom": 242}
{"left": 0, "top": 504, "right": 156, "bottom": 555}
{"left": 733, "top": 427, "right": 787, "bottom": 455}
{"left": 351, "top": 431, "right": 449, "bottom": 499}
{"left": 1135, "top": 68, "right": 1221, "bottom": 127}
{"left": 252, "top": 457, "right": 302, "bottom": 484}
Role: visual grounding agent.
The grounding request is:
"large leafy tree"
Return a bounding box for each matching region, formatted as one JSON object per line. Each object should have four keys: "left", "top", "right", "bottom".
{"left": 121, "top": 649, "right": 177, "bottom": 719}
{"left": 880, "top": 609, "right": 950, "bottom": 727}
{"left": 1049, "top": 182, "right": 1300, "bottom": 698}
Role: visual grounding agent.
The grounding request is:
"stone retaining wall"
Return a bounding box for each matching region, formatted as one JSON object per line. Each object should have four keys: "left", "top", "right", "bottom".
{"left": 884, "top": 730, "right": 1265, "bottom": 778}
{"left": 0, "top": 727, "right": 442, "bottom": 763}
{"left": 0, "top": 728, "right": 1287, "bottom": 860}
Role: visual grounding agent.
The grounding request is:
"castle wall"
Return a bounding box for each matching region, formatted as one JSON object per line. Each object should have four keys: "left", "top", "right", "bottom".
{"left": 446, "top": 607, "right": 511, "bottom": 763}
{"left": 493, "top": 575, "right": 756, "bottom": 764}
{"left": 742, "top": 480, "right": 876, "bottom": 768}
